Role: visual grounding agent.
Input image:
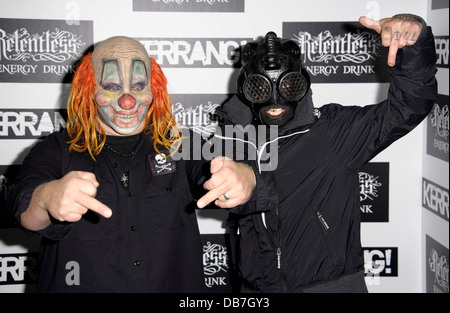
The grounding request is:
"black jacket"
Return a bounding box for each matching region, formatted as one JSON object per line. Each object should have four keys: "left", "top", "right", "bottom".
{"left": 7, "top": 130, "right": 208, "bottom": 292}
{"left": 217, "top": 24, "right": 437, "bottom": 292}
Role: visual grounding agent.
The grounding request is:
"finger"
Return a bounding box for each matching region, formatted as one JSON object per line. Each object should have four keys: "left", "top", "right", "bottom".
{"left": 359, "top": 16, "right": 381, "bottom": 33}
{"left": 77, "top": 171, "right": 99, "bottom": 187}
{"left": 77, "top": 194, "right": 112, "bottom": 218}
{"left": 401, "top": 26, "right": 421, "bottom": 45}
{"left": 387, "top": 31, "right": 400, "bottom": 67}
{"left": 398, "top": 30, "right": 412, "bottom": 48}
{"left": 210, "top": 156, "right": 227, "bottom": 174}
{"left": 54, "top": 203, "right": 88, "bottom": 222}
{"left": 197, "top": 186, "right": 227, "bottom": 209}
{"left": 213, "top": 191, "right": 232, "bottom": 203}
{"left": 78, "top": 179, "right": 98, "bottom": 197}
{"left": 203, "top": 170, "right": 227, "bottom": 191}
{"left": 214, "top": 198, "right": 241, "bottom": 209}
{"left": 58, "top": 212, "right": 85, "bottom": 223}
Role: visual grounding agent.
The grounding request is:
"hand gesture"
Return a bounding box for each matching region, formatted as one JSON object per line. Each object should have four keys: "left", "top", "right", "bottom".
{"left": 23, "top": 171, "right": 112, "bottom": 231}
{"left": 197, "top": 157, "right": 256, "bottom": 209}
{"left": 44, "top": 171, "right": 112, "bottom": 222}
{"left": 359, "top": 15, "right": 423, "bottom": 67}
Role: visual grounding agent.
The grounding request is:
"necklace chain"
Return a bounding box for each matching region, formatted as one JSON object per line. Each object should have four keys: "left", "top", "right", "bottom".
{"left": 104, "top": 143, "right": 135, "bottom": 158}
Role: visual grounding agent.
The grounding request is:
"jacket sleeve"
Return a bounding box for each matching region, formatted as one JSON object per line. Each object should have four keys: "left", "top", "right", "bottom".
{"left": 211, "top": 108, "right": 278, "bottom": 215}
{"left": 325, "top": 21, "right": 437, "bottom": 171}
{"left": 183, "top": 126, "right": 277, "bottom": 214}
{"left": 227, "top": 162, "right": 278, "bottom": 215}
{"left": 182, "top": 128, "right": 212, "bottom": 200}
{"left": 6, "top": 132, "right": 74, "bottom": 240}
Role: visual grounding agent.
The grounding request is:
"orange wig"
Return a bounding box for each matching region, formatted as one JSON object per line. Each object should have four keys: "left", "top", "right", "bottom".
{"left": 66, "top": 52, "right": 180, "bottom": 160}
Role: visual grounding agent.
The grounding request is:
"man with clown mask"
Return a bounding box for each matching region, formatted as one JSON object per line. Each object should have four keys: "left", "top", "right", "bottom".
{"left": 215, "top": 15, "right": 437, "bottom": 292}
{"left": 7, "top": 36, "right": 258, "bottom": 292}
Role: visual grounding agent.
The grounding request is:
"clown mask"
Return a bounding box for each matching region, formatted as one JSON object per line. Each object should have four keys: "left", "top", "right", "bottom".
{"left": 92, "top": 36, "right": 153, "bottom": 136}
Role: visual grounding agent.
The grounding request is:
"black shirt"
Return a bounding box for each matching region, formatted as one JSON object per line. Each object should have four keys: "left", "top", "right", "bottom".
{"left": 7, "top": 130, "right": 208, "bottom": 292}
{"left": 104, "top": 134, "right": 140, "bottom": 188}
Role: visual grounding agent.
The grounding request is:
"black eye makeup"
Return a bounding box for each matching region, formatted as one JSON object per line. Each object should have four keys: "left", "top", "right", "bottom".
{"left": 130, "top": 60, "right": 148, "bottom": 91}
{"left": 101, "top": 60, "right": 122, "bottom": 91}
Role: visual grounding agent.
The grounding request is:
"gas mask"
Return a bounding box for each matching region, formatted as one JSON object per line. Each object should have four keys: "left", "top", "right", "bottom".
{"left": 237, "top": 32, "right": 310, "bottom": 127}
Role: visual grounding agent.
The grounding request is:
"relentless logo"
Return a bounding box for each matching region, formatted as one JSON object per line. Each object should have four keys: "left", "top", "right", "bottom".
{"left": 427, "top": 95, "right": 449, "bottom": 162}
{"left": 359, "top": 163, "right": 389, "bottom": 222}
{"left": 296, "top": 30, "right": 380, "bottom": 65}
{"left": 0, "top": 109, "right": 67, "bottom": 139}
{"left": 426, "top": 235, "right": 449, "bottom": 293}
{"left": 172, "top": 94, "right": 223, "bottom": 137}
{"left": 0, "top": 18, "right": 93, "bottom": 83}
{"left": 359, "top": 172, "right": 382, "bottom": 202}
{"left": 283, "top": 22, "right": 389, "bottom": 83}
{"left": 430, "top": 104, "right": 450, "bottom": 141}
{"left": 429, "top": 248, "right": 449, "bottom": 293}
{"left": 137, "top": 38, "right": 250, "bottom": 68}
{"left": 203, "top": 241, "right": 228, "bottom": 288}
{"left": 0, "top": 253, "right": 38, "bottom": 285}
{"left": 0, "top": 28, "right": 83, "bottom": 63}
{"left": 423, "top": 178, "right": 449, "bottom": 222}
{"left": 435, "top": 36, "right": 449, "bottom": 68}
{"left": 133, "top": 0, "right": 245, "bottom": 12}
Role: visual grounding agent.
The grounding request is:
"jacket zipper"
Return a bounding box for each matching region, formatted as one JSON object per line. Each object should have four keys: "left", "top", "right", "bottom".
{"left": 276, "top": 247, "right": 282, "bottom": 269}
{"left": 317, "top": 211, "right": 330, "bottom": 230}
{"left": 215, "top": 127, "right": 309, "bottom": 291}
{"left": 261, "top": 208, "right": 287, "bottom": 291}
{"left": 271, "top": 173, "right": 288, "bottom": 291}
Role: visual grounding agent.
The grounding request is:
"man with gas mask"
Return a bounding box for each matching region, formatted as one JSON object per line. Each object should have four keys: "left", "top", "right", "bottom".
{"left": 6, "top": 36, "right": 257, "bottom": 292}
{"left": 215, "top": 15, "right": 437, "bottom": 292}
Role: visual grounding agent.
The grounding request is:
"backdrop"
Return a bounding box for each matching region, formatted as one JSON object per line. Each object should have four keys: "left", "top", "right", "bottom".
{"left": 0, "top": 0, "right": 448, "bottom": 293}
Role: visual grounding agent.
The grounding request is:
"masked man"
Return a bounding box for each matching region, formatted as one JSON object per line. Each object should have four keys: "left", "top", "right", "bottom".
{"left": 215, "top": 15, "right": 437, "bottom": 292}
{"left": 7, "top": 36, "right": 256, "bottom": 292}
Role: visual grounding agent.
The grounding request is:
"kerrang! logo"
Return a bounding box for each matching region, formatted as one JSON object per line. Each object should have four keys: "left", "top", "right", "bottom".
{"left": 359, "top": 172, "right": 382, "bottom": 202}
{"left": 0, "top": 27, "right": 85, "bottom": 63}
{"left": 138, "top": 38, "right": 249, "bottom": 67}
{"left": 0, "top": 110, "right": 66, "bottom": 139}
{"left": 0, "top": 254, "right": 38, "bottom": 285}
{"left": 293, "top": 30, "right": 381, "bottom": 65}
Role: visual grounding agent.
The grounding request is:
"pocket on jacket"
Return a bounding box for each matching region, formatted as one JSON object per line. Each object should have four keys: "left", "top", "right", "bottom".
{"left": 311, "top": 206, "right": 341, "bottom": 266}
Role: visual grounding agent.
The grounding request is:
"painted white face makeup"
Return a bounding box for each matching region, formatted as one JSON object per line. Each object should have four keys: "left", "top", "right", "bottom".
{"left": 92, "top": 36, "right": 153, "bottom": 136}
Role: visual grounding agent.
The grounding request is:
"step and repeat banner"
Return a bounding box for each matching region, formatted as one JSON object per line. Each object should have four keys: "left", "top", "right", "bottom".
{"left": 0, "top": 0, "right": 446, "bottom": 293}
{"left": 422, "top": 0, "right": 449, "bottom": 294}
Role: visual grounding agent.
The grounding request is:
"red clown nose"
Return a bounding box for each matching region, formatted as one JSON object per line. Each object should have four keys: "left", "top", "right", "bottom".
{"left": 118, "top": 94, "right": 136, "bottom": 110}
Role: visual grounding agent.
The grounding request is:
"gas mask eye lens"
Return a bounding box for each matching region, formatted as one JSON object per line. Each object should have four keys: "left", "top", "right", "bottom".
{"left": 243, "top": 74, "right": 272, "bottom": 103}
{"left": 279, "top": 72, "right": 307, "bottom": 102}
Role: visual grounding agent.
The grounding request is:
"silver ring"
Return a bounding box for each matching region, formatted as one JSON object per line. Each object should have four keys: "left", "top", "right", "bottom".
{"left": 223, "top": 192, "right": 230, "bottom": 201}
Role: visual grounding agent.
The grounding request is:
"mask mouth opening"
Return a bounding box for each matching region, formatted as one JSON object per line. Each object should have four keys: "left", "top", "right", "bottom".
{"left": 259, "top": 104, "right": 293, "bottom": 126}
{"left": 267, "top": 107, "right": 285, "bottom": 118}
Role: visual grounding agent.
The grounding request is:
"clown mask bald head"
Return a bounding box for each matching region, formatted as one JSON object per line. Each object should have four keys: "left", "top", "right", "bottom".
{"left": 92, "top": 36, "right": 153, "bottom": 136}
